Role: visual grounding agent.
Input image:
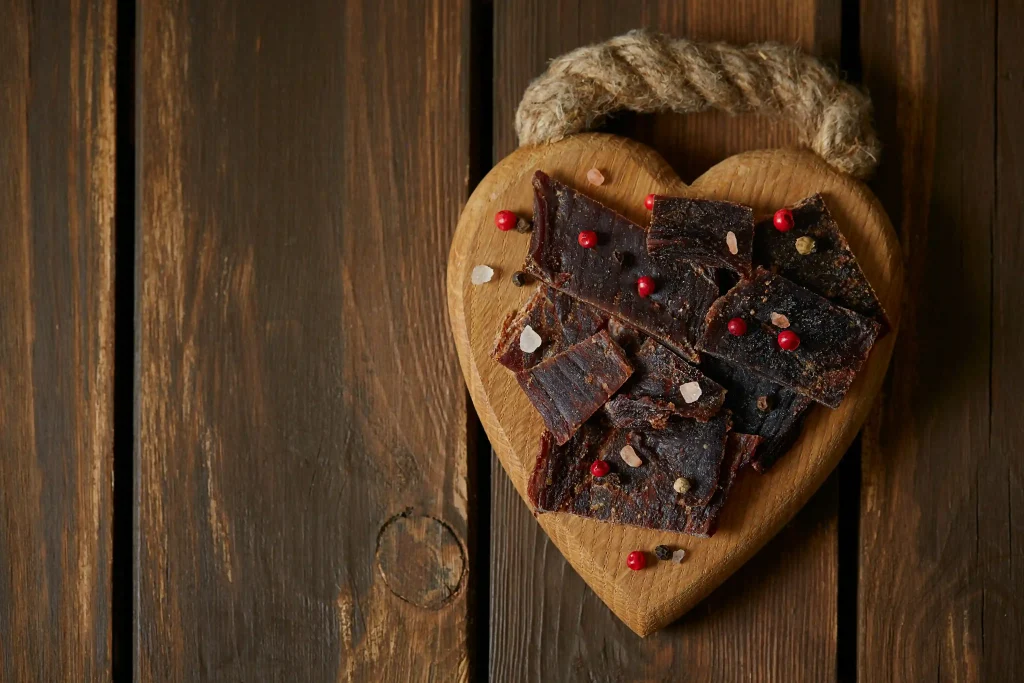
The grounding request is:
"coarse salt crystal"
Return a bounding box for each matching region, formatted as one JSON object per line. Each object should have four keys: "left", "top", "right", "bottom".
{"left": 679, "top": 381, "right": 702, "bottom": 404}
{"left": 671, "top": 549, "right": 686, "bottom": 563}
{"left": 470, "top": 265, "right": 494, "bottom": 285}
{"left": 519, "top": 325, "right": 542, "bottom": 353}
{"left": 619, "top": 444, "right": 642, "bottom": 468}
{"left": 770, "top": 312, "right": 790, "bottom": 328}
{"left": 673, "top": 477, "right": 690, "bottom": 494}
{"left": 726, "top": 231, "right": 738, "bottom": 255}
{"left": 586, "top": 168, "right": 606, "bottom": 186}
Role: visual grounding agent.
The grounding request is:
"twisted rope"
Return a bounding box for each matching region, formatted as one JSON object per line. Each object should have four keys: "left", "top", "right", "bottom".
{"left": 515, "top": 30, "right": 880, "bottom": 178}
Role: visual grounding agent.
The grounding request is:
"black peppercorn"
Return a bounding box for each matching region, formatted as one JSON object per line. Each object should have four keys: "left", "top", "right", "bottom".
{"left": 654, "top": 544, "right": 672, "bottom": 561}
{"left": 511, "top": 271, "right": 527, "bottom": 287}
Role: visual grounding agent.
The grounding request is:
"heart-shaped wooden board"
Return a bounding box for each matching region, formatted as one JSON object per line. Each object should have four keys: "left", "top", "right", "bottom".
{"left": 447, "top": 133, "right": 903, "bottom": 636}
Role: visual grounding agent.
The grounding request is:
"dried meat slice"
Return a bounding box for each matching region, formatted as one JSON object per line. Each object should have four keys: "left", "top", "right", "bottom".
{"left": 754, "top": 193, "right": 888, "bottom": 327}
{"left": 628, "top": 413, "right": 730, "bottom": 507}
{"left": 517, "top": 329, "right": 632, "bottom": 445}
{"left": 683, "top": 432, "right": 761, "bottom": 537}
{"left": 698, "top": 269, "right": 881, "bottom": 408}
{"left": 525, "top": 171, "right": 719, "bottom": 362}
{"left": 648, "top": 196, "right": 755, "bottom": 275}
{"left": 527, "top": 412, "right": 732, "bottom": 535}
{"left": 603, "top": 395, "right": 676, "bottom": 430}
{"left": 527, "top": 420, "right": 612, "bottom": 520}
{"left": 700, "top": 355, "right": 813, "bottom": 472}
{"left": 604, "top": 338, "right": 725, "bottom": 427}
{"left": 492, "top": 284, "right": 607, "bottom": 373}
{"left": 606, "top": 316, "right": 646, "bottom": 356}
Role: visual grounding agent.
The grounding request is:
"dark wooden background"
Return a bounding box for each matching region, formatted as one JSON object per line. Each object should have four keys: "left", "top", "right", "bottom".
{"left": 1, "top": 0, "right": 1021, "bottom": 681}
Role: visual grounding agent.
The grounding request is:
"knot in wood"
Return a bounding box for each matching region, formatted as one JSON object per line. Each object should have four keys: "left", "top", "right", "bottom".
{"left": 375, "top": 511, "right": 465, "bottom": 610}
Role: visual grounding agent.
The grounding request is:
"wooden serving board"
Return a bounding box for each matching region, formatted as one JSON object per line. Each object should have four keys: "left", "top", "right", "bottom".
{"left": 447, "top": 133, "right": 903, "bottom": 636}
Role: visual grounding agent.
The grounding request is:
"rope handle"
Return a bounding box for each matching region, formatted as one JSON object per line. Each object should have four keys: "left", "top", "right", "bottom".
{"left": 515, "top": 31, "right": 880, "bottom": 178}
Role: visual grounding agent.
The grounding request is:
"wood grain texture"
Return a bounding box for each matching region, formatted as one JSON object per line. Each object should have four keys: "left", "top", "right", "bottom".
{"left": 449, "top": 134, "right": 903, "bottom": 637}
{"left": 0, "top": 0, "right": 116, "bottom": 680}
{"left": 489, "top": 462, "right": 841, "bottom": 681}
{"left": 488, "top": 1, "right": 851, "bottom": 677}
{"left": 858, "top": 0, "right": 1024, "bottom": 678}
{"left": 136, "top": 0, "right": 472, "bottom": 680}
{"left": 993, "top": 0, "right": 1024, "bottom": 675}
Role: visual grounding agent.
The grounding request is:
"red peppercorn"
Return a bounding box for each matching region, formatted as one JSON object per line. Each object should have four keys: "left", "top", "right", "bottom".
{"left": 773, "top": 208, "right": 794, "bottom": 232}
{"left": 495, "top": 210, "right": 518, "bottom": 231}
{"left": 727, "top": 317, "right": 747, "bottom": 336}
{"left": 590, "top": 460, "right": 610, "bottom": 478}
{"left": 644, "top": 193, "right": 657, "bottom": 211}
{"left": 578, "top": 230, "right": 597, "bottom": 248}
{"left": 778, "top": 329, "right": 801, "bottom": 350}
{"left": 636, "top": 276, "right": 655, "bottom": 298}
{"left": 626, "top": 551, "right": 647, "bottom": 571}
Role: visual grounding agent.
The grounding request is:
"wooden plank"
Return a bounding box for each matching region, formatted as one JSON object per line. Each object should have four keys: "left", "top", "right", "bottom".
{"left": 136, "top": 1, "right": 472, "bottom": 680}
{"left": 0, "top": 1, "right": 116, "bottom": 680}
{"left": 858, "top": 0, "right": 1023, "bottom": 679}
{"left": 489, "top": 1, "right": 842, "bottom": 678}
{"left": 992, "top": 0, "right": 1024, "bottom": 676}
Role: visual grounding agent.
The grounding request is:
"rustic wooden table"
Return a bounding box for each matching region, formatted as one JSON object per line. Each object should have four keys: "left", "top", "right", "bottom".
{"left": 1, "top": 0, "right": 1021, "bottom": 681}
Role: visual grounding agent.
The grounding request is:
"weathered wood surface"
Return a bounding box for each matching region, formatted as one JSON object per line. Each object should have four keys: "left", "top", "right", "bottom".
{"left": 1, "top": 0, "right": 1022, "bottom": 679}
{"left": 488, "top": 1, "right": 851, "bottom": 679}
{"left": 136, "top": 0, "right": 473, "bottom": 680}
{"left": 0, "top": 0, "right": 116, "bottom": 680}
{"left": 858, "top": 0, "right": 1024, "bottom": 679}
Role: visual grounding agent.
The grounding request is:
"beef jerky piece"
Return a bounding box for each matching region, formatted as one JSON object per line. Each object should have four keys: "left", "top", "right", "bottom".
{"left": 628, "top": 413, "right": 731, "bottom": 507}
{"left": 606, "top": 316, "right": 646, "bottom": 356}
{"left": 698, "top": 269, "right": 881, "bottom": 408}
{"left": 604, "top": 338, "right": 726, "bottom": 426}
{"left": 528, "top": 413, "right": 731, "bottom": 533}
{"left": 748, "top": 427, "right": 803, "bottom": 474}
{"left": 492, "top": 284, "right": 607, "bottom": 373}
{"left": 754, "top": 193, "right": 888, "bottom": 327}
{"left": 684, "top": 432, "right": 761, "bottom": 537}
{"left": 518, "top": 329, "right": 632, "bottom": 445}
{"left": 527, "top": 420, "right": 611, "bottom": 519}
{"left": 648, "top": 196, "right": 755, "bottom": 275}
{"left": 526, "top": 171, "right": 719, "bottom": 362}
{"left": 700, "top": 355, "right": 813, "bottom": 472}
{"left": 604, "top": 395, "right": 676, "bottom": 430}
{"left": 624, "top": 338, "right": 725, "bottom": 420}
{"left": 729, "top": 432, "right": 763, "bottom": 469}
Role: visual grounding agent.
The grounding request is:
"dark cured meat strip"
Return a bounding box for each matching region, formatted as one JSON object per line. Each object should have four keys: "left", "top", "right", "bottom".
{"left": 729, "top": 432, "right": 762, "bottom": 469}
{"left": 492, "top": 284, "right": 607, "bottom": 373}
{"left": 606, "top": 316, "right": 646, "bottom": 356}
{"left": 528, "top": 421, "right": 608, "bottom": 520}
{"left": 517, "top": 329, "right": 632, "bottom": 445}
{"left": 754, "top": 193, "right": 888, "bottom": 328}
{"left": 604, "top": 338, "right": 725, "bottom": 426}
{"left": 628, "top": 413, "right": 730, "bottom": 506}
{"left": 603, "top": 395, "right": 676, "bottom": 430}
{"left": 527, "top": 413, "right": 734, "bottom": 536}
{"left": 698, "top": 269, "right": 881, "bottom": 408}
{"left": 525, "top": 171, "right": 719, "bottom": 362}
{"left": 648, "top": 196, "right": 755, "bottom": 275}
{"left": 684, "top": 432, "right": 761, "bottom": 537}
{"left": 749, "top": 430, "right": 802, "bottom": 474}
{"left": 700, "top": 355, "right": 813, "bottom": 472}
